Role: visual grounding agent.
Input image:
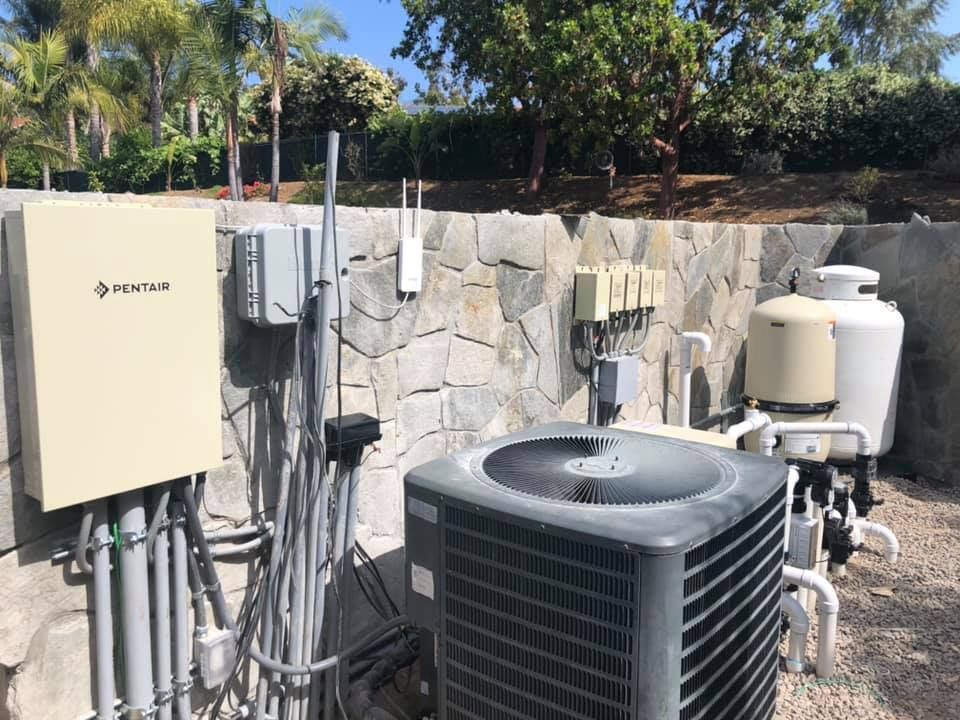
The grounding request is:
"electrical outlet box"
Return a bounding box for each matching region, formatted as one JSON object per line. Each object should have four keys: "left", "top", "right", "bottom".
{"left": 598, "top": 355, "right": 640, "bottom": 405}
{"left": 651, "top": 269, "right": 666, "bottom": 306}
{"left": 236, "top": 224, "right": 350, "bottom": 326}
{"left": 638, "top": 266, "right": 654, "bottom": 307}
{"left": 7, "top": 202, "right": 222, "bottom": 510}
{"left": 608, "top": 268, "right": 627, "bottom": 314}
{"left": 195, "top": 629, "right": 238, "bottom": 689}
{"left": 788, "top": 515, "right": 820, "bottom": 569}
{"left": 398, "top": 235, "right": 423, "bottom": 292}
{"left": 574, "top": 266, "right": 612, "bottom": 321}
{"left": 624, "top": 268, "right": 641, "bottom": 311}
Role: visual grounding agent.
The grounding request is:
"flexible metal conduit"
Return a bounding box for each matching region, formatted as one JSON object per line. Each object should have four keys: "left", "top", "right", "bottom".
{"left": 780, "top": 593, "right": 809, "bottom": 674}
{"left": 679, "top": 332, "right": 711, "bottom": 428}
{"left": 783, "top": 564, "right": 839, "bottom": 678}
{"left": 759, "top": 421, "right": 872, "bottom": 457}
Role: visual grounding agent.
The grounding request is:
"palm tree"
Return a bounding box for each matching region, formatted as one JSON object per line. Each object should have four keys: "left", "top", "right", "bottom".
{"left": 4, "top": 30, "right": 74, "bottom": 187}
{"left": 0, "top": 79, "right": 65, "bottom": 188}
{"left": 183, "top": 0, "right": 258, "bottom": 201}
{"left": 61, "top": 0, "right": 187, "bottom": 149}
{"left": 253, "top": 5, "right": 345, "bottom": 201}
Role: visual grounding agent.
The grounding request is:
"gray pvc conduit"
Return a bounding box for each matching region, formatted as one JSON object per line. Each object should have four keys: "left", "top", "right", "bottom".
{"left": 153, "top": 501, "right": 173, "bottom": 720}
{"left": 186, "top": 547, "right": 209, "bottom": 637}
{"left": 146, "top": 483, "right": 173, "bottom": 562}
{"left": 171, "top": 499, "right": 192, "bottom": 720}
{"left": 117, "top": 490, "right": 155, "bottom": 717}
{"left": 324, "top": 464, "right": 353, "bottom": 720}
{"left": 76, "top": 506, "right": 94, "bottom": 575}
{"left": 255, "top": 366, "right": 299, "bottom": 720}
{"left": 177, "top": 475, "right": 409, "bottom": 679}
{"left": 91, "top": 500, "right": 115, "bottom": 720}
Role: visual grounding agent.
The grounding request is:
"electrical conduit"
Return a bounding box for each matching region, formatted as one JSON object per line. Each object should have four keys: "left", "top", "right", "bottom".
{"left": 117, "top": 490, "right": 155, "bottom": 719}
{"left": 152, "top": 495, "right": 173, "bottom": 720}
{"left": 171, "top": 497, "right": 192, "bottom": 720}
{"left": 91, "top": 500, "right": 115, "bottom": 720}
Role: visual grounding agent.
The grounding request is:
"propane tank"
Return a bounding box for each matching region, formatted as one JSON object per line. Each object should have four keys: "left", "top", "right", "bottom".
{"left": 809, "top": 265, "right": 903, "bottom": 460}
{"left": 744, "top": 271, "right": 838, "bottom": 460}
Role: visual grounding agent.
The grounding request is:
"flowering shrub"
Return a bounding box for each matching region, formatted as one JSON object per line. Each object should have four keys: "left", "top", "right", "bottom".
{"left": 217, "top": 180, "right": 270, "bottom": 200}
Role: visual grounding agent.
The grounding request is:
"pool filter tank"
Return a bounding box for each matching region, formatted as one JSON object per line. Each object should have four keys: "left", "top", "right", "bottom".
{"left": 809, "top": 265, "right": 904, "bottom": 460}
{"left": 744, "top": 285, "right": 838, "bottom": 460}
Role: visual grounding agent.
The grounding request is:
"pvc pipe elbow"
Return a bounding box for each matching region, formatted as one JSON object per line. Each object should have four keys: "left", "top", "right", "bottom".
{"left": 682, "top": 331, "right": 712, "bottom": 354}
{"left": 854, "top": 519, "right": 900, "bottom": 563}
{"left": 781, "top": 593, "right": 810, "bottom": 634}
{"left": 726, "top": 411, "right": 772, "bottom": 439}
{"left": 783, "top": 565, "right": 839, "bottom": 614}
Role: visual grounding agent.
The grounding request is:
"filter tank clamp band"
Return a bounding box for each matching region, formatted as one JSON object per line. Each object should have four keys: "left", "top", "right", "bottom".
{"left": 119, "top": 528, "right": 148, "bottom": 548}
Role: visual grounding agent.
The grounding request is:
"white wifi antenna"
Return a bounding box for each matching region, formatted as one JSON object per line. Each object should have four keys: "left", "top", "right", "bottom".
{"left": 398, "top": 177, "right": 423, "bottom": 293}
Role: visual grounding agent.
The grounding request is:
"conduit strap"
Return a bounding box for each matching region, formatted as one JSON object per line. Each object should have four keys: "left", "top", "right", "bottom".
{"left": 119, "top": 527, "right": 148, "bottom": 548}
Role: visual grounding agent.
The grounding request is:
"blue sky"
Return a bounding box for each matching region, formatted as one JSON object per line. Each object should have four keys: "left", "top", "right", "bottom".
{"left": 267, "top": 0, "right": 960, "bottom": 101}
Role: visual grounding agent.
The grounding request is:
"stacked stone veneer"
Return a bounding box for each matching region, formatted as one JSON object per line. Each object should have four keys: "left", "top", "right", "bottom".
{"left": 0, "top": 189, "right": 955, "bottom": 719}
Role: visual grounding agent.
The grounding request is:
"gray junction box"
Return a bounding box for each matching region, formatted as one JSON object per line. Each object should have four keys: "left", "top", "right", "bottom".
{"left": 599, "top": 354, "right": 640, "bottom": 405}
{"left": 235, "top": 224, "right": 350, "bottom": 326}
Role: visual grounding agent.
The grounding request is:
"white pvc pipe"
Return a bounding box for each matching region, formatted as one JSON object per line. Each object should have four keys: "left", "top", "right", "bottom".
{"left": 727, "top": 408, "right": 772, "bottom": 441}
{"left": 679, "top": 332, "right": 712, "bottom": 428}
{"left": 853, "top": 519, "right": 900, "bottom": 563}
{"left": 781, "top": 593, "right": 809, "bottom": 673}
{"left": 759, "top": 421, "right": 872, "bottom": 457}
{"left": 785, "top": 465, "right": 799, "bottom": 553}
{"left": 783, "top": 565, "right": 839, "bottom": 678}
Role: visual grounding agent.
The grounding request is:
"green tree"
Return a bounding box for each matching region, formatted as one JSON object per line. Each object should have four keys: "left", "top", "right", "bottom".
{"left": 412, "top": 64, "right": 472, "bottom": 107}
{"left": 395, "top": 1, "right": 653, "bottom": 194}
{"left": 183, "top": 0, "right": 259, "bottom": 200}
{"left": 252, "top": 4, "right": 346, "bottom": 202}
{"left": 1, "top": 0, "right": 64, "bottom": 40}
{"left": 4, "top": 30, "right": 79, "bottom": 187}
{"left": 62, "top": 0, "right": 188, "bottom": 148}
{"left": 833, "top": 0, "right": 960, "bottom": 76}
{"left": 369, "top": 107, "right": 448, "bottom": 179}
{"left": 613, "top": 0, "right": 839, "bottom": 217}
{"left": 0, "top": 79, "right": 65, "bottom": 187}
{"left": 248, "top": 54, "right": 399, "bottom": 137}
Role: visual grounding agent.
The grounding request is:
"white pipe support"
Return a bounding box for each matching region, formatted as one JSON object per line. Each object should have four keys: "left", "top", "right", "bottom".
{"left": 727, "top": 408, "right": 773, "bottom": 441}
{"left": 783, "top": 564, "right": 839, "bottom": 678}
{"left": 759, "top": 421, "right": 873, "bottom": 457}
{"left": 781, "top": 593, "right": 809, "bottom": 673}
{"left": 679, "top": 332, "right": 712, "bottom": 428}
{"left": 853, "top": 519, "right": 900, "bottom": 563}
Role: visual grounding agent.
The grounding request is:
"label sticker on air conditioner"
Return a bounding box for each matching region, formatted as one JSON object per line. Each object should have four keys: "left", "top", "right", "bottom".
{"left": 407, "top": 497, "right": 438, "bottom": 524}
{"left": 411, "top": 563, "right": 435, "bottom": 600}
{"left": 784, "top": 433, "right": 821, "bottom": 455}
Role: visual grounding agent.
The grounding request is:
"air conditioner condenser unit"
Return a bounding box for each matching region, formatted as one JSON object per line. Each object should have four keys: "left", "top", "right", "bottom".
{"left": 404, "top": 422, "right": 788, "bottom": 720}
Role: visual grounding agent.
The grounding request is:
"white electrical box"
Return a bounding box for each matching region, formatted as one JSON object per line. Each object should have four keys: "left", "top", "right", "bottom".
{"left": 6, "top": 202, "right": 222, "bottom": 510}
{"left": 236, "top": 224, "right": 350, "bottom": 326}
{"left": 788, "top": 515, "right": 820, "bottom": 569}
{"left": 574, "top": 266, "right": 612, "bottom": 321}
{"left": 638, "top": 266, "right": 654, "bottom": 307}
{"left": 608, "top": 268, "right": 627, "bottom": 313}
{"left": 651, "top": 269, "right": 666, "bottom": 306}
{"left": 624, "top": 268, "right": 641, "bottom": 311}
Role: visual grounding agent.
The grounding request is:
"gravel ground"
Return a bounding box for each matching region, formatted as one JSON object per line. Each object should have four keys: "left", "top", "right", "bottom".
{"left": 775, "top": 475, "right": 960, "bottom": 720}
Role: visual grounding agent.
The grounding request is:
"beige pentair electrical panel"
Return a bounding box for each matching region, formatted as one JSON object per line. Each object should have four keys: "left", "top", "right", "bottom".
{"left": 6, "top": 202, "right": 222, "bottom": 511}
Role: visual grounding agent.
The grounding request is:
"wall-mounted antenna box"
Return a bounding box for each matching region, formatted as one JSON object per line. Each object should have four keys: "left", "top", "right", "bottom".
{"left": 6, "top": 202, "right": 222, "bottom": 511}
{"left": 235, "top": 224, "right": 350, "bottom": 326}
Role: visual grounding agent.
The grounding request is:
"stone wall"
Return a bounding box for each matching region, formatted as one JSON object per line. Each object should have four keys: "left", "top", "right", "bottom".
{"left": 0, "top": 189, "right": 955, "bottom": 719}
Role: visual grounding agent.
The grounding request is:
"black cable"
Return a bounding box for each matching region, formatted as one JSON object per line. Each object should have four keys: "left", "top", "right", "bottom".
{"left": 353, "top": 563, "right": 391, "bottom": 621}
{"left": 355, "top": 541, "right": 401, "bottom": 617}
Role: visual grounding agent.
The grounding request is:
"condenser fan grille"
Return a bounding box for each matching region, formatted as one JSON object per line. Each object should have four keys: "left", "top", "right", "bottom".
{"left": 479, "top": 434, "right": 722, "bottom": 506}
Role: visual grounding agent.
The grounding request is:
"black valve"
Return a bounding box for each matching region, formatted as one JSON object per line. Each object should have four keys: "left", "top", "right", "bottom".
{"left": 852, "top": 454, "right": 881, "bottom": 518}
{"left": 788, "top": 266, "right": 801, "bottom": 294}
{"left": 786, "top": 458, "right": 839, "bottom": 507}
{"left": 822, "top": 516, "right": 856, "bottom": 569}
